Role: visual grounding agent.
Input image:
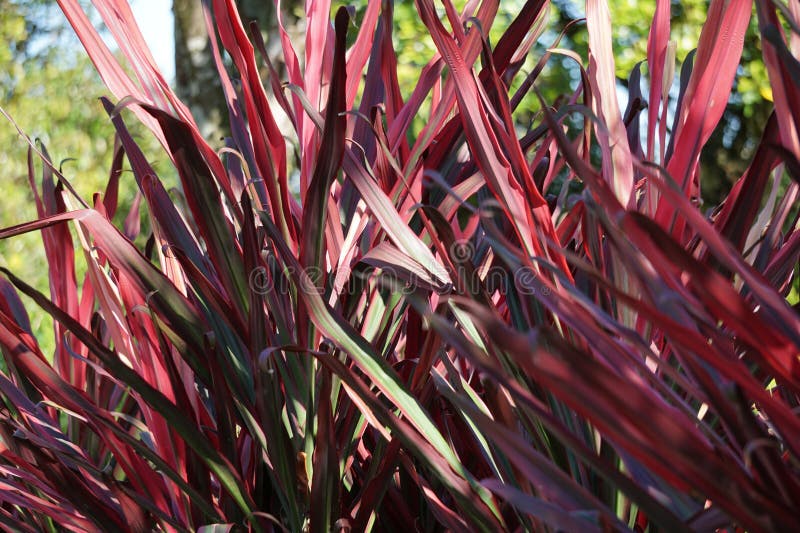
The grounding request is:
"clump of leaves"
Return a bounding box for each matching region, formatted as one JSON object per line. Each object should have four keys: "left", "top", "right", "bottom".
{"left": 0, "top": 0, "right": 798, "bottom": 531}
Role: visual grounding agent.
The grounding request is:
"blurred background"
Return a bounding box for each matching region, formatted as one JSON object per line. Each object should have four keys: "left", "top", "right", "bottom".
{"left": 0, "top": 0, "right": 773, "bottom": 355}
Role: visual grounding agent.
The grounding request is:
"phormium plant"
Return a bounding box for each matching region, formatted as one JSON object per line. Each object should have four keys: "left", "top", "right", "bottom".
{"left": 0, "top": 0, "right": 798, "bottom": 531}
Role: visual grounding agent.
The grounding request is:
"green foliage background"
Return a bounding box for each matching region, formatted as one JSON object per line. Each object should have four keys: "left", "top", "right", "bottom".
{"left": 0, "top": 0, "right": 169, "bottom": 355}
{"left": 1, "top": 1, "right": 107, "bottom": 355}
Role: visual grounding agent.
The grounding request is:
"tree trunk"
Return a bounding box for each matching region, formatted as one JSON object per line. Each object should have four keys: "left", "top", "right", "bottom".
{"left": 173, "top": 0, "right": 282, "bottom": 141}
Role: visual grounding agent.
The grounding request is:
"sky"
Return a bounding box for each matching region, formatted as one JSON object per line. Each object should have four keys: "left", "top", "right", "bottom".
{"left": 130, "top": 0, "right": 175, "bottom": 82}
